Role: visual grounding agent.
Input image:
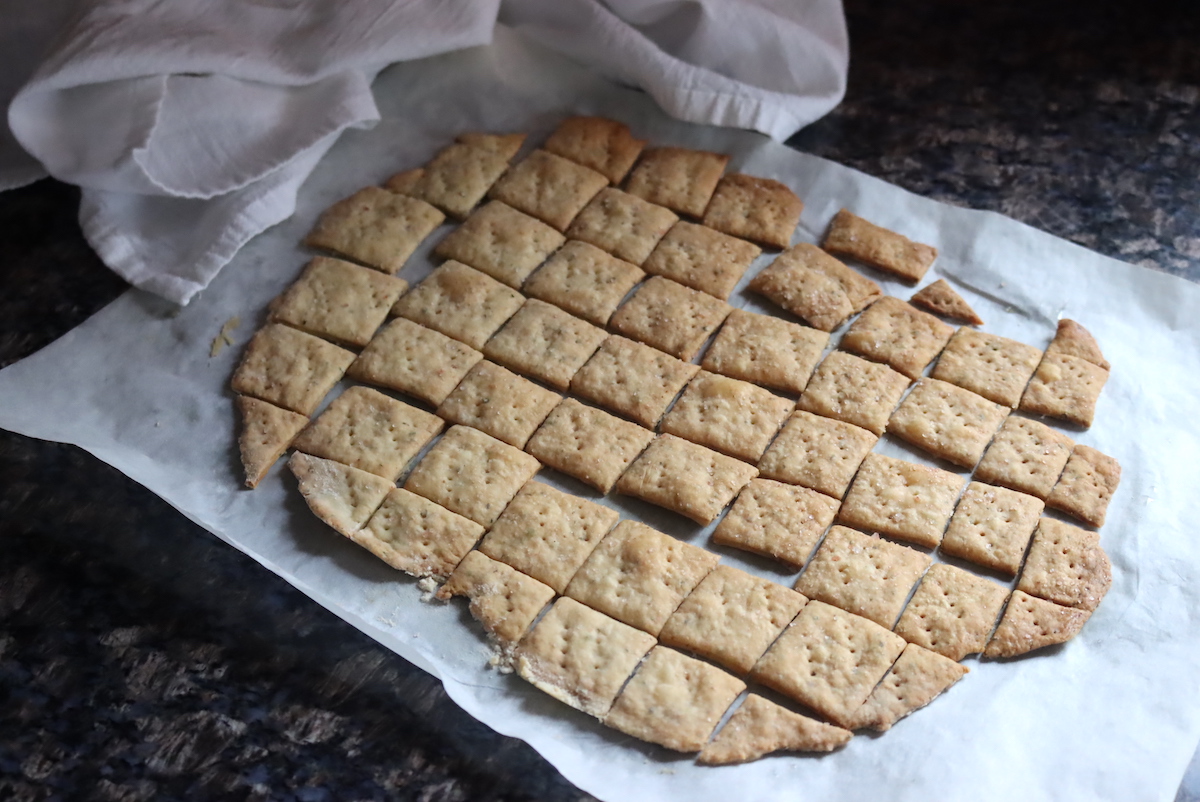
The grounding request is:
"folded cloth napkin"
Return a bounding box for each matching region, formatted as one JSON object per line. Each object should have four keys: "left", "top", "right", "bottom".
{"left": 4, "top": 0, "right": 847, "bottom": 305}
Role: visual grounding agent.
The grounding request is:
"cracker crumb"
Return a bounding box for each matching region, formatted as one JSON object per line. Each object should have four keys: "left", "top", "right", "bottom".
{"left": 210, "top": 316, "right": 241, "bottom": 357}
{"left": 417, "top": 576, "right": 439, "bottom": 602}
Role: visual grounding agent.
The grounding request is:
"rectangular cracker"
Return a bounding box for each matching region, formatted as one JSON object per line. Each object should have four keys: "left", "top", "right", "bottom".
{"left": 940, "top": 481, "right": 1045, "bottom": 576}
{"left": 1046, "top": 444, "right": 1121, "bottom": 527}
{"left": 269, "top": 256, "right": 408, "bottom": 347}
{"left": 289, "top": 452, "right": 394, "bottom": 538}
{"left": 841, "top": 296, "right": 954, "bottom": 380}
{"left": 615, "top": 434, "right": 759, "bottom": 525}
{"left": 487, "top": 149, "right": 608, "bottom": 231}
{"left": 401, "top": 137, "right": 518, "bottom": 219}
{"left": 569, "top": 336, "right": 699, "bottom": 428}
{"left": 543, "top": 116, "right": 646, "bottom": 184}
{"left": 1017, "top": 518, "right": 1112, "bottom": 611}
{"left": 660, "top": 371, "right": 794, "bottom": 463}
{"left": 624, "top": 146, "right": 729, "bottom": 217}
{"left": 984, "top": 590, "right": 1091, "bottom": 658}
{"left": 701, "top": 309, "right": 829, "bottom": 394}
{"left": 434, "top": 551, "right": 556, "bottom": 644}
{"left": 304, "top": 186, "right": 445, "bottom": 274}
{"left": 698, "top": 694, "right": 852, "bottom": 764}
{"left": 893, "top": 563, "right": 1009, "bottom": 660}
{"left": 711, "top": 478, "right": 840, "bottom": 569}
{"left": 931, "top": 328, "right": 1043, "bottom": 407}
{"left": 523, "top": 240, "right": 646, "bottom": 325}
{"left": 236, "top": 395, "right": 310, "bottom": 489}
{"left": 822, "top": 208, "right": 937, "bottom": 282}
{"left": 843, "top": 643, "right": 968, "bottom": 732}
{"left": 748, "top": 243, "right": 882, "bottom": 331}
{"left": 230, "top": 323, "right": 356, "bottom": 416}
{"left": 641, "top": 221, "right": 762, "bottom": 299}
{"left": 609, "top": 275, "right": 732, "bottom": 361}
{"left": 524, "top": 398, "right": 656, "bottom": 494}
{"left": 1019, "top": 351, "right": 1109, "bottom": 427}
{"left": 433, "top": 200, "right": 565, "bottom": 288}
{"left": 701, "top": 173, "right": 804, "bottom": 250}
{"left": 973, "top": 415, "right": 1074, "bottom": 499}
{"left": 392, "top": 261, "right": 525, "bottom": 349}
{"left": 482, "top": 299, "right": 608, "bottom": 390}
{"left": 435, "top": 360, "right": 562, "bottom": 449}
{"left": 796, "top": 351, "right": 910, "bottom": 435}
{"left": 358, "top": 487, "right": 485, "bottom": 579}
{"left": 565, "top": 187, "right": 678, "bottom": 265}
{"left": 347, "top": 317, "right": 483, "bottom": 406}
{"left": 886, "top": 378, "right": 1009, "bottom": 468}
{"left": 757, "top": 410, "right": 878, "bottom": 499}
{"left": 837, "top": 453, "right": 965, "bottom": 549}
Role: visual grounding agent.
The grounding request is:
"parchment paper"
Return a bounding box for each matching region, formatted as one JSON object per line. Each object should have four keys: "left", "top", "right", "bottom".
{"left": 3, "top": 28, "right": 1200, "bottom": 802}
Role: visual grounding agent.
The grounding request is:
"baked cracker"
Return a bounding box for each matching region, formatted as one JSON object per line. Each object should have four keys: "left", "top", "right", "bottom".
{"left": 641, "top": 221, "right": 762, "bottom": 300}
{"left": 454, "top": 132, "right": 526, "bottom": 159}
{"left": 886, "top": 378, "right": 1009, "bottom": 469}
{"left": 796, "top": 351, "right": 910, "bottom": 436}
{"left": 892, "top": 564, "right": 1009, "bottom": 660}
{"left": 236, "top": 395, "right": 309, "bottom": 489}
{"left": 701, "top": 173, "right": 803, "bottom": 250}
{"left": 383, "top": 168, "right": 424, "bottom": 196}
{"left": 757, "top": 410, "right": 878, "bottom": 499}
{"left": 842, "top": 643, "right": 968, "bottom": 732}
{"left": 268, "top": 256, "right": 407, "bottom": 347}
{"left": 701, "top": 309, "right": 829, "bottom": 394}
{"left": 487, "top": 149, "right": 608, "bottom": 232}
{"left": 543, "top": 116, "right": 646, "bottom": 184}
{"left": 624, "top": 146, "right": 730, "bottom": 217}
{"left": 434, "top": 551, "right": 555, "bottom": 644}
{"left": 910, "top": 279, "right": 983, "bottom": 325}
{"left": 566, "top": 187, "right": 678, "bottom": 265}
{"left": 1019, "top": 352, "right": 1109, "bottom": 428}
{"left": 230, "top": 323, "right": 355, "bottom": 416}
{"left": 974, "top": 415, "right": 1075, "bottom": 499}
{"left": 1045, "top": 318, "right": 1110, "bottom": 370}
{"left": 984, "top": 590, "right": 1091, "bottom": 658}
{"left": 358, "top": 487, "right": 485, "bottom": 579}
{"left": 748, "top": 243, "right": 881, "bottom": 331}
{"left": 661, "top": 371, "right": 795, "bottom": 463}
{"left": 569, "top": 336, "right": 699, "bottom": 428}
{"left": 841, "top": 296, "right": 954, "bottom": 380}
{"left": 392, "top": 261, "right": 525, "bottom": 349}
{"left": 435, "top": 360, "right": 562, "bottom": 449}
{"left": 822, "top": 208, "right": 936, "bottom": 282}
{"left": 939, "top": 481, "right": 1045, "bottom": 576}
{"left": 698, "top": 694, "right": 852, "bottom": 764}
{"left": 1046, "top": 444, "right": 1122, "bottom": 527}
{"left": 1016, "top": 518, "right": 1112, "bottom": 611}
{"left": 482, "top": 298, "right": 608, "bottom": 391}
{"left": 433, "top": 200, "right": 565, "bottom": 288}
{"left": 397, "top": 135, "right": 523, "bottom": 219}
{"left": 289, "top": 452, "right": 393, "bottom": 537}
{"left": 347, "top": 317, "right": 483, "bottom": 406}
{"left": 615, "top": 434, "right": 759, "bottom": 525}
{"left": 304, "top": 186, "right": 445, "bottom": 274}
{"left": 523, "top": 240, "right": 646, "bottom": 325}
{"left": 838, "top": 453, "right": 965, "bottom": 549}
{"left": 710, "top": 478, "right": 839, "bottom": 569}
{"left": 930, "top": 328, "right": 1044, "bottom": 408}
{"left": 524, "top": 398, "right": 656, "bottom": 494}
{"left": 609, "top": 276, "right": 733, "bottom": 361}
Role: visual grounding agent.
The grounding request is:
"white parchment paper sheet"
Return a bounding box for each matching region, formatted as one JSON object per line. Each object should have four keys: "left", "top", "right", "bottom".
{"left": 3, "top": 28, "right": 1200, "bottom": 802}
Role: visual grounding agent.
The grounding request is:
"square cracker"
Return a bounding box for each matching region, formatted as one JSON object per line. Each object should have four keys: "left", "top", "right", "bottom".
{"left": 236, "top": 395, "right": 310, "bottom": 489}
{"left": 358, "top": 487, "right": 485, "bottom": 579}
{"left": 230, "top": 323, "right": 355, "bottom": 416}
{"left": 435, "top": 551, "right": 556, "bottom": 644}
{"left": 843, "top": 643, "right": 968, "bottom": 732}
{"left": 698, "top": 694, "right": 851, "bottom": 764}
{"left": 659, "top": 564, "right": 808, "bottom": 675}
{"left": 641, "top": 221, "right": 762, "bottom": 300}
{"left": 984, "top": 590, "right": 1091, "bottom": 658}
{"left": 1017, "top": 518, "right": 1112, "bottom": 611}
{"left": 304, "top": 186, "right": 445, "bottom": 274}
{"left": 487, "top": 149, "right": 608, "bottom": 232}
{"left": 524, "top": 399, "right": 656, "bottom": 494}
{"left": 523, "top": 240, "right": 646, "bottom": 325}
{"left": 1019, "top": 352, "right": 1109, "bottom": 428}
{"left": 624, "top": 146, "right": 729, "bottom": 217}
{"left": 750, "top": 600, "right": 906, "bottom": 727}
{"left": 565, "top": 187, "right": 678, "bottom": 266}
{"left": 1046, "top": 444, "right": 1121, "bottom": 527}
{"left": 433, "top": 201, "right": 565, "bottom": 288}
{"left": 796, "top": 351, "right": 910, "bottom": 436}
{"left": 615, "top": 434, "right": 759, "bottom": 525}
{"left": 292, "top": 386, "right": 444, "bottom": 482}
{"left": 569, "top": 336, "right": 699, "bottom": 428}
{"left": 893, "top": 563, "right": 1009, "bottom": 660}
{"left": 701, "top": 309, "right": 829, "bottom": 395}
{"left": 269, "top": 256, "right": 407, "bottom": 347}
{"left": 403, "top": 425, "right": 540, "bottom": 527}
{"left": 483, "top": 299, "right": 608, "bottom": 391}
{"left": 841, "top": 296, "right": 954, "bottom": 380}
{"left": 436, "top": 360, "right": 562, "bottom": 449}
{"left": 748, "top": 243, "right": 881, "bottom": 332}
{"left": 701, "top": 173, "right": 803, "bottom": 250}
{"left": 564, "top": 520, "right": 719, "bottom": 636}
{"left": 479, "top": 480, "right": 620, "bottom": 593}
{"left": 603, "top": 646, "right": 745, "bottom": 753}
{"left": 757, "top": 411, "right": 878, "bottom": 499}
{"left": 931, "top": 328, "right": 1043, "bottom": 407}
{"left": 392, "top": 261, "right": 525, "bottom": 349}
{"left": 397, "top": 137, "right": 519, "bottom": 220}
{"left": 886, "top": 378, "right": 1009, "bottom": 469}
{"left": 795, "top": 525, "right": 932, "bottom": 628}
{"left": 838, "top": 453, "right": 965, "bottom": 549}
{"left": 974, "top": 415, "right": 1074, "bottom": 499}
{"left": 660, "top": 371, "right": 794, "bottom": 463}
{"left": 609, "top": 276, "right": 732, "bottom": 361}
{"left": 940, "top": 481, "right": 1045, "bottom": 576}
{"left": 711, "top": 478, "right": 840, "bottom": 568}
{"left": 515, "top": 597, "right": 656, "bottom": 718}
{"left": 1045, "top": 318, "right": 1110, "bottom": 370}
{"left": 543, "top": 116, "right": 646, "bottom": 184}
{"left": 289, "top": 452, "right": 393, "bottom": 538}
{"left": 347, "top": 317, "right": 482, "bottom": 406}
{"left": 822, "top": 208, "right": 937, "bottom": 282}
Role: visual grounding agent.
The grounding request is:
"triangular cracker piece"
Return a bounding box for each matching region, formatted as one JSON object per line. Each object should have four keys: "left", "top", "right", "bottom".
{"left": 698, "top": 695, "right": 851, "bottom": 765}
{"left": 843, "top": 643, "right": 968, "bottom": 732}
{"left": 1046, "top": 318, "right": 1110, "bottom": 370}
{"left": 289, "top": 452, "right": 392, "bottom": 537}
{"left": 383, "top": 168, "right": 424, "bottom": 196}
{"left": 984, "top": 590, "right": 1091, "bottom": 658}
{"left": 910, "top": 279, "right": 983, "bottom": 325}
{"left": 457, "top": 131, "right": 526, "bottom": 160}
{"left": 237, "top": 396, "right": 309, "bottom": 489}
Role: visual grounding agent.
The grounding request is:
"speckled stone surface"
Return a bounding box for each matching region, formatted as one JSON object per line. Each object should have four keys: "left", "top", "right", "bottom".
{"left": 2, "top": 1, "right": 1199, "bottom": 800}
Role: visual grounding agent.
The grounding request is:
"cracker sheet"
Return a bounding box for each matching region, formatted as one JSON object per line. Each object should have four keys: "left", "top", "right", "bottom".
{"left": 3, "top": 28, "right": 1200, "bottom": 802}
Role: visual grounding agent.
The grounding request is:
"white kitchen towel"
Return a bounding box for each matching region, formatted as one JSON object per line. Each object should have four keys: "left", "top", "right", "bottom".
{"left": 4, "top": 0, "right": 847, "bottom": 305}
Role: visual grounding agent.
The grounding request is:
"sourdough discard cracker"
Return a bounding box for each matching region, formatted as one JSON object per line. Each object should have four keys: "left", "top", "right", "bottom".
{"left": 843, "top": 643, "right": 968, "bottom": 732}
{"left": 230, "top": 323, "right": 355, "bottom": 416}
{"left": 304, "top": 186, "right": 445, "bottom": 274}
{"left": 940, "top": 481, "right": 1044, "bottom": 576}
{"left": 701, "top": 173, "right": 804, "bottom": 250}
{"left": 436, "top": 360, "right": 562, "bottom": 449}
{"left": 984, "top": 591, "right": 1091, "bottom": 658}
{"left": 698, "top": 695, "right": 851, "bottom": 764}
{"left": 822, "top": 208, "right": 937, "bottom": 282}
{"left": 482, "top": 299, "right": 608, "bottom": 391}
{"left": 487, "top": 149, "right": 608, "bottom": 231}
{"left": 757, "top": 411, "right": 877, "bottom": 499}
{"left": 1045, "top": 318, "right": 1110, "bottom": 370}
{"left": 1046, "top": 444, "right": 1121, "bottom": 527}
{"left": 910, "top": 279, "right": 983, "bottom": 325}
{"left": 524, "top": 399, "right": 656, "bottom": 494}
{"left": 701, "top": 309, "right": 829, "bottom": 394}
{"left": 396, "top": 133, "right": 524, "bottom": 219}
{"left": 1017, "top": 519, "right": 1112, "bottom": 611}
{"left": 974, "top": 415, "right": 1074, "bottom": 499}
{"left": 624, "top": 146, "right": 729, "bottom": 217}
{"left": 433, "top": 201, "right": 565, "bottom": 288}
{"left": 641, "top": 221, "right": 762, "bottom": 300}
{"left": 269, "top": 256, "right": 407, "bottom": 347}
{"left": 1019, "top": 352, "right": 1109, "bottom": 428}
{"left": 748, "top": 243, "right": 881, "bottom": 331}
{"left": 796, "top": 351, "right": 910, "bottom": 436}
{"left": 236, "top": 395, "right": 309, "bottom": 489}
{"left": 609, "top": 276, "right": 732, "bottom": 361}
{"left": 435, "top": 551, "right": 555, "bottom": 644}
{"left": 931, "top": 328, "right": 1043, "bottom": 408}
{"left": 841, "top": 296, "right": 954, "bottom": 380}
{"left": 893, "top": 564, "right": 1009, "bottom": 660}
{"left": 566, "top": 187, "right": 677, "bottom": 265}
{"left": 543, "top": 116, "right": 646, "bottom": 184}
{"left": 886, "top": 378, "right": 1009, "bottom": 468}
{"left": 359, "top": 487, "right": 485, "bottom": 579}
{"left": 838, "top": 453, "right": 965, "bottom": 549}
{"left": 569, "top": 336, "right": 699, "bottom": 428}
{"left": 523, "top": 240, "right": 646, "bottom": 325}
{"left": 347, "top": 317, "right": 483, "bottom": 406}
{"left": 289, "top": 452, "right": 393, "bottom": 538}
{"left": 660, "top": 371, "right": 794, "bottom": 463}
{"left": 392, "top": 261, "right": 524, "bottom": 349}
{"left": 615, "top": 434, "right": 758, "bottom": 524}
{"left": 711, "top": 478, "right": 839, "bottom": 568}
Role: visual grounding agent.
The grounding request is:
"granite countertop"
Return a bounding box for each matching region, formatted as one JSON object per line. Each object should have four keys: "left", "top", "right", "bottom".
{"left": 2, "top": 1, "right": 1198, "bottom": 800}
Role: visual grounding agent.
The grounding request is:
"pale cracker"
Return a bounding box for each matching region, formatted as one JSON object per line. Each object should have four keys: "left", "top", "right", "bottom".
{"left": 347, "top": 317, "right": 482, "bottom": 406}
{"left": 454, "top": 132, "right": 526, "bottom": 159}
{"left": 1045, "top": 318, "right": 1110, "bottom": 370}
{"left": 974, "top": 415, "right": 1075, "bottom": 499}
{"left": 487, "top": 149, "right": 608, "bottom": 231}
{"left": 565, "top": 187, "right": 678, "bottom": 265}
{"left": 524, "top": 398, "right": 656, "bottom": 494}
{"left": 757, "top": 411, "right": 878, "bottom": 499}
{"left": 940, "top": 481, "right": 1045, "bottom": 576}
{"left": 701, "top": 309, "right": 829, "bottom": 394}
{"left": 392, "top": 261, "right": 524, "bottom": 349}
{"left": 710, "top": 478, "right": 839, "bottom": 568}
{"left": 984, "top": 590, "right": 1091, "bottom": 658}
{"left": 1016, "top": 518, "right": 1112, "bottom": 611}
{"left": 842, "top": 643, "right": 968, "bottom": 732}
{"left": 892, "top": 564, "right": 1009, "bottom": 660}
{"left": 236, "top": 395, "right": 309, "bottom": 489}
{"left": 701, "top": 173, "right": 804, "bottom": 250}
{"left": 569, "top": 336, "right": 699, "bottom": 428}
{"left": 1046, "top": 444, "right": 1122, "bottom": 527}
{"left": 615, "top": 434, "right": 759, "bottom": 525}
{"left": 482, "top": 298, "right": 608, "bottom": 390}
{"left": 523, "top": 240, "right": 646, "bottom": 325}
{"left": 268, "top": 256, "right": 407, "bottom": 347}
{"left": 358, "top": 488, "right": 485, "bottom": 579}
{"left": 910, "top": 279, "right": 983, "bottom": 325}
{"left": 747, "top": 243, "right": 881, "bottom": 331}
{"left": 624, "top": 146, "right": 729, "bottom": 217}
{"left": 542, "top": 116, "right": 646, "bottom": 184}
{"left": 432, "top": 200, "right": 565, "bottom": 288}
{"left": 288, "top": 452, "right": 393, "bottom": 537}
{"left": 822, "top": 208, "right": 937, "bottom": 282}
{"left": 886, "top": 378, "right": 1009, "bottom": 468}
{"left": 838, "top": 453, "right": 965, "bottom": 549}
{"left": 841, "top": 296, "right": 954, "bottom": 380}
{"left": 641, "top": 221, "right": 762, "bottom": 300}
{"left": 230, "top": 323, "right": 355, "bottom": 416}
{"left": 435, "top": 360, "right": 562, "bottom": 449}
{"left": 1019, "top": 351, "right": 1109, "bottom": 428}
{"left": 383, "top": 168, "right": 424, "bottom": 195}
{"left": 931, "top": 327, "right": 1043, "bottom": 407}
{"left": 796, "top": 351, "right": 910, "bottom": 435}
{"left": 608, "top": 276, "right": 732, "bottom": 361}
{"left": 400, "top": 136, "right": 519, "bottom": 219}
{"left": 304, "top": 186, "right": 445, "bottom": 274}
{"left": 698, "top": 694, "right": 851, "bottom": 764}
{"left": 434, "top": 551, "right": 556, "bottom": 644}
{"left": 660, "top": 371, "right": 795, "bottom": 463}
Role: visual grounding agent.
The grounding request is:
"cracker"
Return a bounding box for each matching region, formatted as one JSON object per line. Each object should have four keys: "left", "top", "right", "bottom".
{"left": 625, "top": 146, "right": 729, "bottom": 217}
{"left": 822, "top": 208, "right": 936, "bottom": 282}
{"left": 1018, "top": 352, "right": 1109, "bottom": 428}
{"left": 398, "top": 135, "right": 521, "bottom": 219}
{"left": 931, "top": 328, "right": 1043, "bottom": 407}
{"left": 748, "top": 243, "right": 882, "bottom": 331}
{"left": 892, "top": 564, "right": 1009, "bottom": 660}
{"left": 615, "top": 434, "right": 759, "bottom": 525}
{"left": 403, "top": 425, "right": 541, "bottom": 526}
{"left": 455, "top": 132, "right": 526, "bottom": 159}
{"left": 383, "top": 168, "right": 424, "bottom": 195}
{"left": 434, "top": 551, "right": 555, "bottom": 644}
{"left": 569, "top": 336, "right": 699, "bottom": 428}
{"left": 843, "top": 643, "right": 968, "bottom": 732}
{"left": 710, "top": 478, "right": 840, "bottom": 569}
{"left": 750, "top": 600, "right": 906, "bottom": 727}
{"left": 795, "top": 526, "right": 932, "bottom": 628}
{"left": 523, "top": 240, "right": 646, "bottom": 325}
{"left": 230, "top": 323, "right": 355, "bottom": 416}
{"left": 479, "top": 480, "right": 620, "bottom": 593}
{"left": 1016, "top": 518, "right": 1112, "bottom": 611}
{"left": 432, "top": 200, "right": 565, "bottom": 288}
{"left": 796, "top": 351, "right": 910, "bottom": 435}
{"left": 603, "top": 646, "right": 745, "bottom": 753}
{"left": 660, "top": 371, "right": 795, "bottom": 463}
{"left": 292, "top": 386, "right": 444, "bottom": 482}
{"left": 1045, "top": 318, "right": 1110, "bottom": 370}
{"left": 1046, "top": 445, "right": 1122, "bottom": 527}
{"left": 910, "top": 279, "right": 983, "bottom": 325}
{"left": 838, "top": 453, "right": 965, "bottom": 549}
{"left": 269, "top": 256, "right": 408, "bottom": 347}
{"left": 940, "top": 481, "right": 1045, "bottom": 576}
{"left": 609, "top": 276, "right": 732, "bottom": 361}
{"left": 392, "top": 261, "right": 525, "bottom": 349}
{"left": 565, "top": 187, "right": 678, "bottom": 265}
{"left": 698, "top": 694, "right": 852, "bottom": 764}
{"left": 659, "top": 564, "right": 808, "bottom": 674}
{"left": 543, "top": 116, "right": 646, "bottom": 184}
{"left": 482, "top": 299, "right": 608, "bottom": 390}
{"left": 564, "top": 520, "right": 720, "bottom": 636}
{"left": 304, "top": 186, "right": 445, "bottom": 274}
{"left": 701, "top": 173, "right": 803, "bottom": 250}
{"left": 757, "top": 411, "right": 878, "bottom": 499}
{"left": 641, "top": 221, "right": 762, "bottom": 300}
{"left": 841, "top": 296, "right": 954, "bottom": 380}
{"left": 487, "top": 149, "right": 608, "bottom": 231}
{"left": 886, "top": 378, "right": 1009, "bottom": 469}
{"left": 347, "top": 317, "right": 483, "bottom": 406}
{"left": 984, "top": 590, "right": 1091, "bottom": 658}
{"left": 289, "top": 452, "right": 393, "bottom": 537}
{"left": 974, "top": 416, "right": 1075, "bottom": 499}
{"left": 357, "top": 488, "right": 485, "bottom": 579}
{"left": 236, "top": 395, "right": 309, "bottom": 489}
{"left": 515, "top": 597, "right": 656, "bottom": 718}
{"left": 701, "top": 309, "right": 829, "bottom": 394}
{"left": 435, "top": 360, "right": 562, "bottom": 449}
{"left": 524, "top": 398, "right": 656, "bottom": 494}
